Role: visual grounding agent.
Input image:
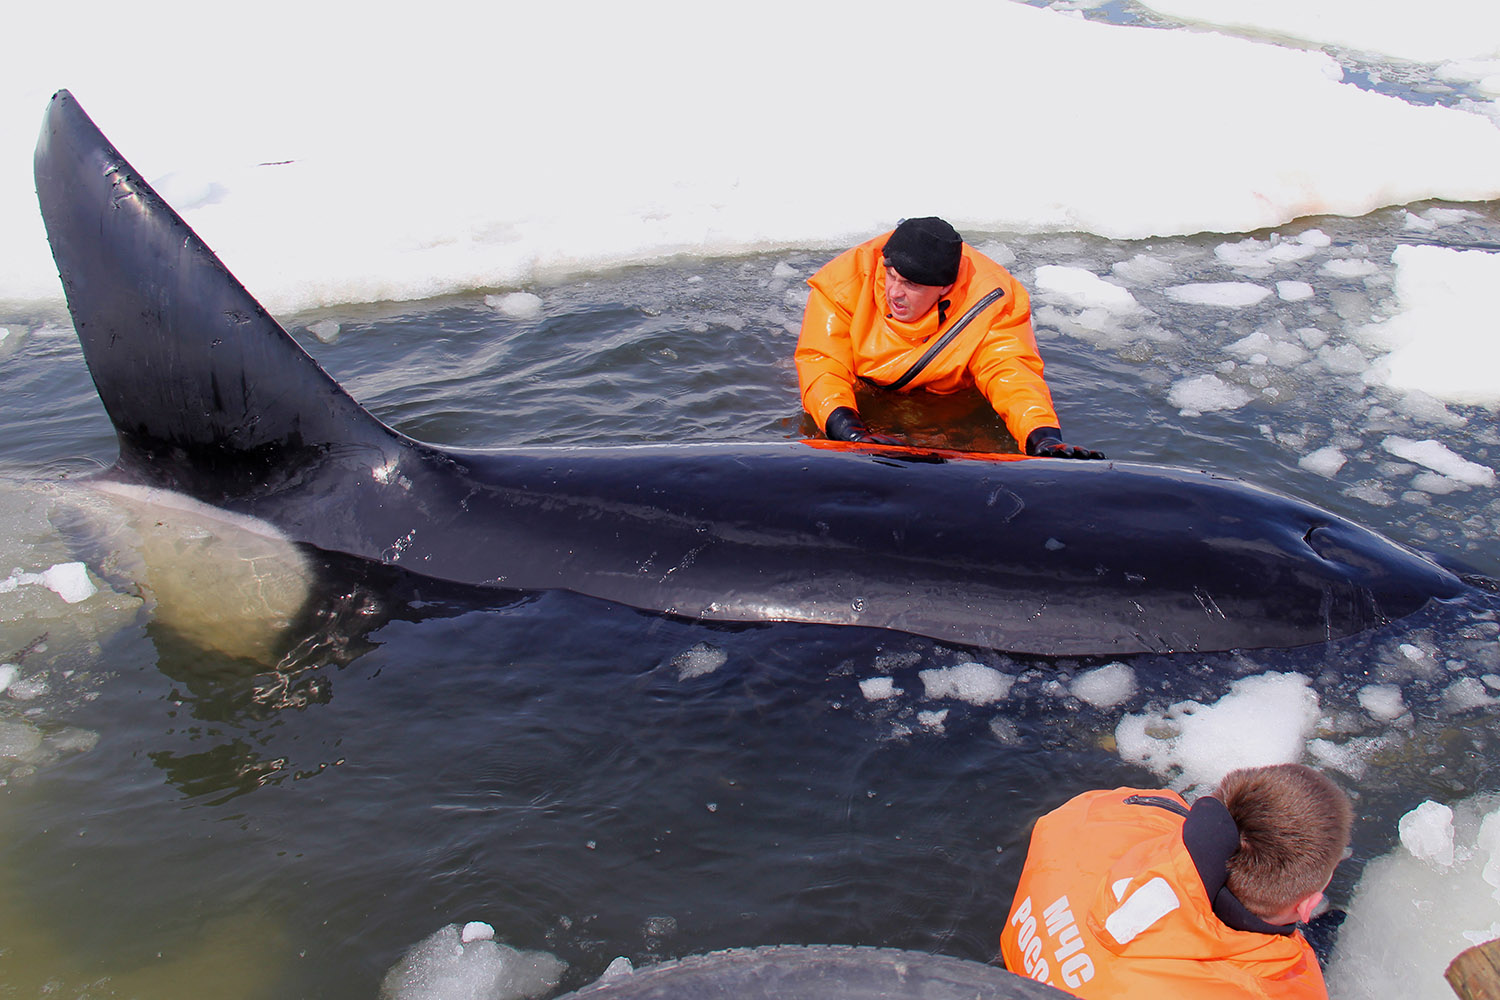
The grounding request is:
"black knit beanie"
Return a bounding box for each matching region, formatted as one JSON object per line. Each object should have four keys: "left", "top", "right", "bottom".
{"left": 882, "top": 217, "right": 963, "bottom": 287}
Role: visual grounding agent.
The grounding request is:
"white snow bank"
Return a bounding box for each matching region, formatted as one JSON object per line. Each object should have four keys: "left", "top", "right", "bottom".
{"left": 5, "top": 1, "right": 1500, "bottom": 313}
{"left": 1137, "top": 0, "right": 1500, "bottom": 63}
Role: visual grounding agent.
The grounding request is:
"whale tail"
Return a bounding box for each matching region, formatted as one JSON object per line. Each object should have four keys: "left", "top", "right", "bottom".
{"left": 33, "top": 90, "right": 402, "bottom": 499}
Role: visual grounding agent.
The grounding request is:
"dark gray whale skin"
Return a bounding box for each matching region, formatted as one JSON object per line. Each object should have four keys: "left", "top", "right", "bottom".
{"left": 554, "top": 945, "right": 1070, "bottom": 1000}
{"left": 33, "top": 89, "right": 1467, "bottom": 657}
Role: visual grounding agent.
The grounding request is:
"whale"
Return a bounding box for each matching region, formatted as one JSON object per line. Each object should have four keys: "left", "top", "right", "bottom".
{"left": 550, "top": 945, "right": 1069, "bottom": 1000}
{"left": 32, "top": 89, "right": 1468, "bottom": 657}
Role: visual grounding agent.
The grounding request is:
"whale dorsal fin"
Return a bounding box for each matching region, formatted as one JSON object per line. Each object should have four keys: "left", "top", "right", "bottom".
{"left": 33, "top": 90, "right": 403, "bottom": 499}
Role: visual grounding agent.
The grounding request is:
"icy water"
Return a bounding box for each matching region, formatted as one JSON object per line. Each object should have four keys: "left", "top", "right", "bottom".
{"left": 1, "top": 205, "right": 1499, "bottom": 999}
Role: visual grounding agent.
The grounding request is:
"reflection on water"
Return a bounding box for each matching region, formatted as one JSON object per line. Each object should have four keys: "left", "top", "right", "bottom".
{"left": 0, "top": 210, "right": 1498, "bottom": 998}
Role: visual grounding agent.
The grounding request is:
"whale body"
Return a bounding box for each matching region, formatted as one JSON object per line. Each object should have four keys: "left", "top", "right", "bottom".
{"left": 553, "top": 945, "right": 1068, "bottom": 999}
{"left": 32, "top": 89, "right": 1466, "bottom": 657}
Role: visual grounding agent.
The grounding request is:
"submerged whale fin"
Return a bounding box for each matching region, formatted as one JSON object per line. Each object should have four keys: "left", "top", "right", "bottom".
{"left": 33, "top": 90, "right": 403, "bottom": 499}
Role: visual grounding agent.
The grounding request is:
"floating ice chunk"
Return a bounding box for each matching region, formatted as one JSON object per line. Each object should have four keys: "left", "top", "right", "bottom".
{"left": 0, "top": 665, "right": 16, "bottom": 694}
{"left": 1299, "top": 446, "right": 1347, "bottom": 478}
{"left": 50, "top": 728, "right": 99, "bottom": 755}
{"left": 43, "top": 562, "right": 96, "bottom": 603}
{"left": 1296, "top": 327, "right": 1329, "bottom": 350}
{"left": 461, "top": 922, "right": 495, "bottom": 944}
{"left": 1331, "top": 794, "right": 1500, "bottom": 997}
{"left": 668, "top": 641, "right": 727, "bottom": 680}
{"left": 1399, "top": 801, "right": 1456, "bottom": 868}
{"left": 1110, "top": 253, "right": 1176, "bottom": 286}
{"left": 1382, "top": 436, "right": 1496, "bottom": 487}
{"left": 1070, "top": 662, "right": 1137, "bottom": 708}
{"left": 599, "top": 957, "right": 634, "bottom": 980}
{"left": 1276, "top": 281, "right": 1314, "bottom": 301}
{"left": 1358, "top": 684, "right": 1407, "bottom": 721}
{"left": 1399, "top": 643, "right": 1428, "bottom": 662}
{"left": 973, "top": 241, "right": 1016, "bottom": 268}
{"left": 1322, "top": 258, "right": 1379, "bottom": 278}
{"left": 1480, "top": 810, "right": 1500, "bottom": 888}
{"left": 1033, "top": 304, "right": 1169, "bottom": 349}
{"left": 1356, "top": 245, "right": 1500, "bottom": 407}
{"left": 1401, "top": 211, "right": 1437, "bottom": 232}
{"left": 1168, "top": 374, "right": 1255, "bottom": 415}
{"left": 917, "top": 709, "right": 948, "bottom": 731}
{"left": 1407, "top": 204, "right": 1481, "bottom": 226}
{"left": 989, "top": 717, "right": 1021, "bottom": 746}
{"left": 1412, "top": 472, "right": 1463, "bottom": 495}
{"left": 0, "top": 720, "right": 43, "bottom": 757}
{"left": 1213, "top": 238, "right": 1271, "bottom": 270}
{"left": 1033, "top": 265, "right": 1142, "bottom": 313}
{"left": 1345, "top": 482, "right": 1394, "bottom": 507}
{"left": 860, "top": 677, "right": 901, "bottom": 701}
{"left": 641, "top": 915, "right": 676, "bottom": 942}
{"left": 1395, "top": 390, "right": 1466, "bottom": 428}
{"left": 1227, "top": 329, "right": 1309, "bottom": 366}
{"left": 1307, "top": 735, "right": 1389, "bottom": 779}
{"left": 0, "top": 563, "right": 97, "bottom": 604}
{"left": 1115, "top": 672, "right": 1320, "bottom": 791}
{"left": 918, "top": 663, "right": 1014, "bottom": 705}
{"left": 1215, "top": 235, "right": 1322, "bottom": 270}
{"left": 306, "top": 319, "right": 341, "bottom": 343}
{"left": 485, "top": 292, "right": 543, "bottom": 318}
{"left": 1163, "top": 282, "right": 1271, "bottom": 307}
{"left": 1318, "top": 343, "right": 1369, "bottom": 375}
{"left": 1444, "top": 677, "right": 1497, "bottom": 712}
{"left": 379, "top": 923, "right": 565, "bottom": 1000}
{"left": 6, "top": 674, "right": 48, "bottom": 701}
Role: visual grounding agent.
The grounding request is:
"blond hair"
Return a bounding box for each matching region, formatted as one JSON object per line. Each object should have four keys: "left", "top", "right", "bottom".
{"left": 1216, "top": 764, "right": 1353, "bottom": 918}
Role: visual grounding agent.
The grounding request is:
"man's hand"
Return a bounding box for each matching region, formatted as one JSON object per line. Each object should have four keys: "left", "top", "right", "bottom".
{"left": 1026, "top": 427, "right": 1105, "bottom": 460}
{"left": 825, "top": 407, "right": 905, "bottom": 446}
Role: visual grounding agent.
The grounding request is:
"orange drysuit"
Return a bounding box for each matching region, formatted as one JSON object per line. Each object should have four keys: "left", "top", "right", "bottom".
{"left": 1000, "top": 788, "right": 1330, "bottom": 1000}
{"left": 795, "top": 232, "right": 1059, "bottom": 446}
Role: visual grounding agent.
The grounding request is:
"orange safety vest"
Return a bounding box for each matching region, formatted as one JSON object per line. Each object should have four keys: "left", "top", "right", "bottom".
{"left": 795, "top": 232, "right": 1059, "bottom": 446}
{"left": 1000, "top": 788, "right": 1330, "bottom": 1000}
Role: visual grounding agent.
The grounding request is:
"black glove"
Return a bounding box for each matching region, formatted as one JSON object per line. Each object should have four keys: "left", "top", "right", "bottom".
{"left": 825, "top": 407, "right": 905, "bottom": 446}
{"left": 1025, "top": 426, "right": 1105, "bottom": 460}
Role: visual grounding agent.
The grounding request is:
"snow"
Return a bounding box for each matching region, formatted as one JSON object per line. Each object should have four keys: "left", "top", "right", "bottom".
{"left": 919, "top": 663, "right": 1016, "bottom": 705}
{"left": 1114, "top": 672, "right": 1322, "bottom": 791}
{"left": 1069, "top": 663, "right": 1138, "bottom": 708}
{"left": 4, "top": 1, "right": 1499, "bottom": 315}
{"left": 1136, "top": 0, "right": 1500, "bottom": 63}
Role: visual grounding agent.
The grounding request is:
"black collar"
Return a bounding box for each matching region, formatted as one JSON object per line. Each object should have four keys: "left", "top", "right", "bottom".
{"left": 1181, "top": 797, "right": 1298, "bottom": 937}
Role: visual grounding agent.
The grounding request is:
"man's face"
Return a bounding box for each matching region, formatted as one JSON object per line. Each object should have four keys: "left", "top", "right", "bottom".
{"left": 884, "top": 266, "right": 953, "bottom": 322}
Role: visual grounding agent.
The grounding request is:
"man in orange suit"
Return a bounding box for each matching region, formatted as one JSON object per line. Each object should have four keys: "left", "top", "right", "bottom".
{"left": 1000, "top": 764, "right": 1353, "bottom": 1000}
{"left": 795, "top": 216, "right": 1102, "bottom": 458}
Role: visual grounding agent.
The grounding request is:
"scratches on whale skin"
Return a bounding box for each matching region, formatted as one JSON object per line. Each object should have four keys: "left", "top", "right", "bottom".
{"left": 1194, "top": 587, "right": 1228, "bottom": 621}
{"left": 985, "top": 483, "right": 1024, "bottom": 523}
{"left": 659, "top": 543, "right": 709, "bottom": 584}
{"left": 383, "top": 529, "right": 418, "bottom": 564}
